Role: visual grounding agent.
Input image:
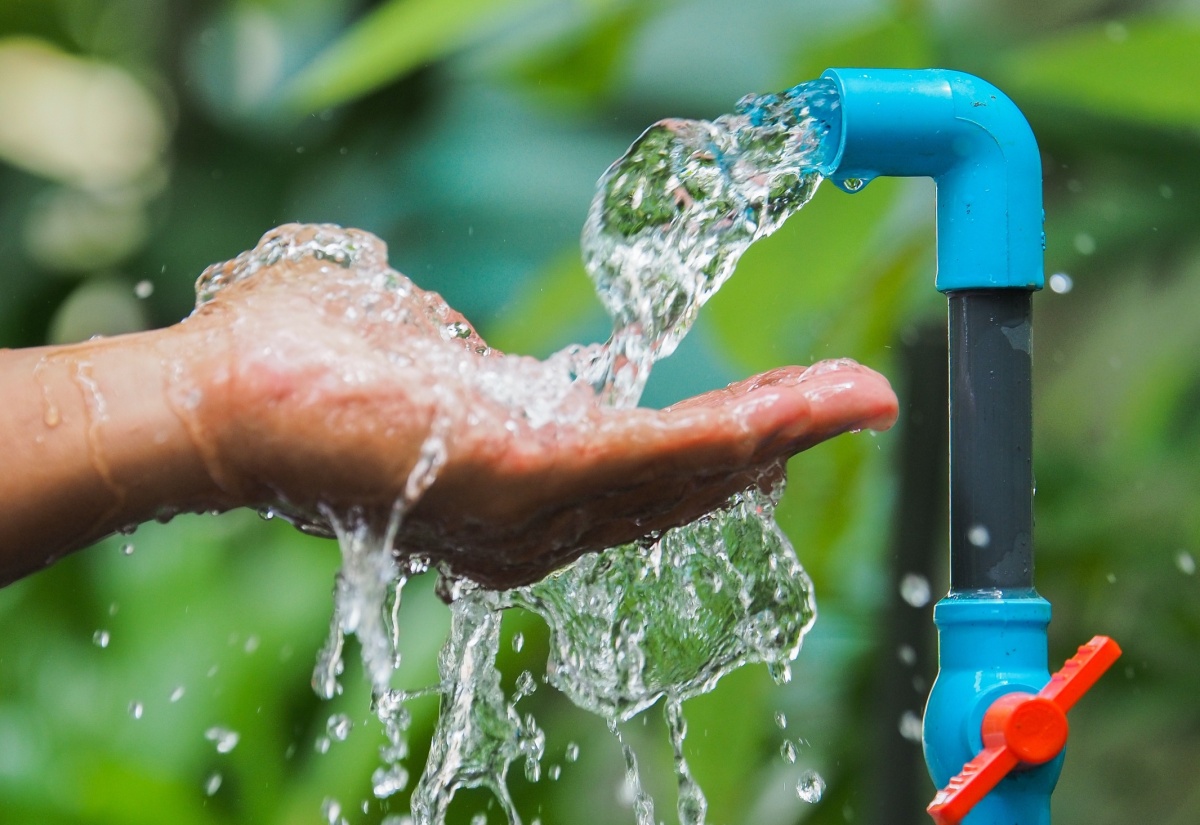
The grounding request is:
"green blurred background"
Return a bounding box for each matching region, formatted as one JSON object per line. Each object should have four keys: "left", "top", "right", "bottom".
{"left": 1, "top": 0, "right": 1198, "bottom": 822}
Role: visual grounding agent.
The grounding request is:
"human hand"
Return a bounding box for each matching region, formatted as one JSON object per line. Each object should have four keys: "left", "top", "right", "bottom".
{"left": 181, "top": 225, "right": 897, "bottom": 588}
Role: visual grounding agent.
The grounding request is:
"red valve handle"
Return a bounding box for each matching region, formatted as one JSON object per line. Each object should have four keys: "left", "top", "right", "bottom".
{"left": 927, "top": 635, "right": 1122, "bottom": 825}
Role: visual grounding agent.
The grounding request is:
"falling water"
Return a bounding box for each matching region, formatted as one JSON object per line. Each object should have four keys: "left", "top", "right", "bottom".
{"left": 192, "top": 78, "right": 843, "bottom": 824}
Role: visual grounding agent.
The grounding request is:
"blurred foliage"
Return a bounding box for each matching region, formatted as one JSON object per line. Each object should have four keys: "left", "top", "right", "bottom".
{"left": 2, "top": 0, "right": 1199, "bottom": 823}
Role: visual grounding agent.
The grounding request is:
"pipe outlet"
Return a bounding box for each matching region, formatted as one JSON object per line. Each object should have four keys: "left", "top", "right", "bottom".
{"left": 820, "top": 68, "right": 1044, "bottom": 292}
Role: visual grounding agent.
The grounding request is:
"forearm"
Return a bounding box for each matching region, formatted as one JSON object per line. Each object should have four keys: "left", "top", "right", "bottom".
{"left": 0, "top": 323, "right": 233, "bottom": 586}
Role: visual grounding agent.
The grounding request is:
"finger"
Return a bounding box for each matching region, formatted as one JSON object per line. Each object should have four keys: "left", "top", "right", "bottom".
{"left": 638, "top": 358, "right": 897, "bottom": 472}
{"left": 665, "top": 360, "right": 896, "bottom": 431}
{"left": 461, "top": 359, "right": 895, "bottom": 520}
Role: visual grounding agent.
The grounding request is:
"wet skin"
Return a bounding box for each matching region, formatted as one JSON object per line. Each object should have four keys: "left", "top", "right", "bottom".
{"left": 0, "top": 239, "right": 897, "bottom": 589}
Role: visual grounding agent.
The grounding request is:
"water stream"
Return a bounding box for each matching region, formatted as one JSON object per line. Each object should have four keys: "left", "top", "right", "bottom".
{"left": 194, "top": 78, "right": 842, "bottom": 824}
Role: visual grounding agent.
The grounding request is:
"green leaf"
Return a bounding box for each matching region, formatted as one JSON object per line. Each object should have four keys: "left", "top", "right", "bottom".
{"left": 1000, "top": 17, "right": 1200, "bottom": 127}
{"left": 282, "top": 0, "right": 544, "bottom": 112}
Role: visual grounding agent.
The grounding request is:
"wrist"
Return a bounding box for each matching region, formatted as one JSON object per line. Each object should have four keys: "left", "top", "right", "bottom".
{"left": 0, "top": 322, "right": 241, "bottom": 584}
{"left": 56, "top": 322, "right": 245, "bottom": 530}
{"left": 116, "top": 320, "right": 246, "bottom": 515}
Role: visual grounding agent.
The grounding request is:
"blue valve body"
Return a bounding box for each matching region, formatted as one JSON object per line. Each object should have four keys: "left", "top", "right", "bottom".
{"left": 820, "top": 68, "right": 1044, "bottom": 292}
{"left": 925, "top": 596, "right": 1063, "bottom": 824}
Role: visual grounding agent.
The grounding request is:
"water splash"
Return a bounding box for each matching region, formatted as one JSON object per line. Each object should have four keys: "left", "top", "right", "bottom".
{"left": 311, "top": 503, "right": 408, "bottom": 700}
{"left": 196, "top": 77, "right": 843, "bottom": 825}
{"left": 408, "top": 587, "right": 535, "bottom": 825}
{"left": 513, "top": 490, "right": 813, "bottom": 721}
{"left": 581, "top": 79, "right": 839, "bottom": 405}
{"left": 665, "top": 698, "right": 707, "bottom": 825}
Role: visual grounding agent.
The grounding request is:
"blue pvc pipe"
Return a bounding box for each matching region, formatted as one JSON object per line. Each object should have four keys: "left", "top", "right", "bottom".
{"left": 819, "top": 69, "right": 1053, "bottom": 823}
{"left": 819, "top": 68, "right": 1044, "bottom": 293}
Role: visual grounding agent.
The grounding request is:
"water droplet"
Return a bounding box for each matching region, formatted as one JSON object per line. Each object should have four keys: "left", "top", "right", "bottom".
{"left": 780, "top": 740, "right": 797, "bottom": 764}
{"left": 327, "top": 713, "right": 353, "bottom": 741}
{"left": 774, "top": 711, "right": 787, "bottom": 729}
{"left": 967, "top": 524, "right": 990, "bottom": 548}
{"left": 443, "top": 320, "right": 472, "bottom": 340}
{"left": 243, "top": 635, "right": 260, "bottom": 654}
{"left": 321, "top": 797, "right": 343, "bottom": 824}
{"left": 372, "top": 765, "right": 409, "bottom": 798}
{"left": 1177, "top": 551, "right": 1195, "bottom": 575}
{"left": 898, "top": 710, "right": 923, "bottom": 743}
{"left": 204, "top": 772, "right": 222, "bottom": 796}
{"left": 120, "top": 542, "right": 134, "bottom": 556}
{"left": 512, "top": 632, "right": 524, "bottom": 653}
{"left": 93, "top": 629, "right": 110, "bottom": 648}
{"left": 899, "top": 573, "right": 931, "bottom": 608}
{"left": 128, "top": 701, "right": 144, "bottom": 720}
{"left": 897, "top": 644, "right": 917, "bottom": 666}
{"left": 524, "top": 755, "right": 541, "bottom": 783}
{"left": 796, "top": 769, "right": 825, "bottom": 803}
{"left": 768, "top": 660, "right": 792, "bottom": 685}
{"left": 1106, "top": 572, "right": 1117, "bottom": 584}
{"left": 205, "top": 726, "right": 240, "bottom": 753}
{"left": 470, "top": 814, "right": 487, "bottom": 825}
{"left": 515, "top": 669, "right": 537, "bottom": 699}
{"left": 548, "top": 764, "right": 562, "bottom": 781}
{"left": 565, "top": 742, "right": 580, "bottom": 762}
{"left": 134, "top": 280, "right": 154, "bottom": 299}
{"left": 1073, "top": 232, "right": 1096, "bottom": 255}
{"left": 1105, "top": 21, "right": 1129, "bottom": 42}
{"left": 169, "top": 685, "right": 185, "bottom": 703}
{"left": 1048, "top": 273, "right": 1073, "bottom": 294}
{"left": 1160, "top": 184, "right": 1174, "bottom": 199}
{"left": 314, "top": 736, "right": 331, "bottom": 754}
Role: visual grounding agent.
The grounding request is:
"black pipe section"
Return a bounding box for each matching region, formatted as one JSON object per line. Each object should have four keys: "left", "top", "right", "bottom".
{"left": 947, "top": 290, "right": 1034, "bottom": 593}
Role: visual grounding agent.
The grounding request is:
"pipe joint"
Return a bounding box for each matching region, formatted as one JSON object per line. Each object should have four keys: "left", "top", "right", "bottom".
{"left": 820, "top": 68, "right": 1045, "bottom": 292}
{"left": 924, "top": 596, "right": 1061, "bottom": 824}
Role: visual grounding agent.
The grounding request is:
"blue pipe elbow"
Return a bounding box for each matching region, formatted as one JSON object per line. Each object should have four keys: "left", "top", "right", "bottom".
{"left": 820, "top": 68, "right": 1044, "bottom": 292}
